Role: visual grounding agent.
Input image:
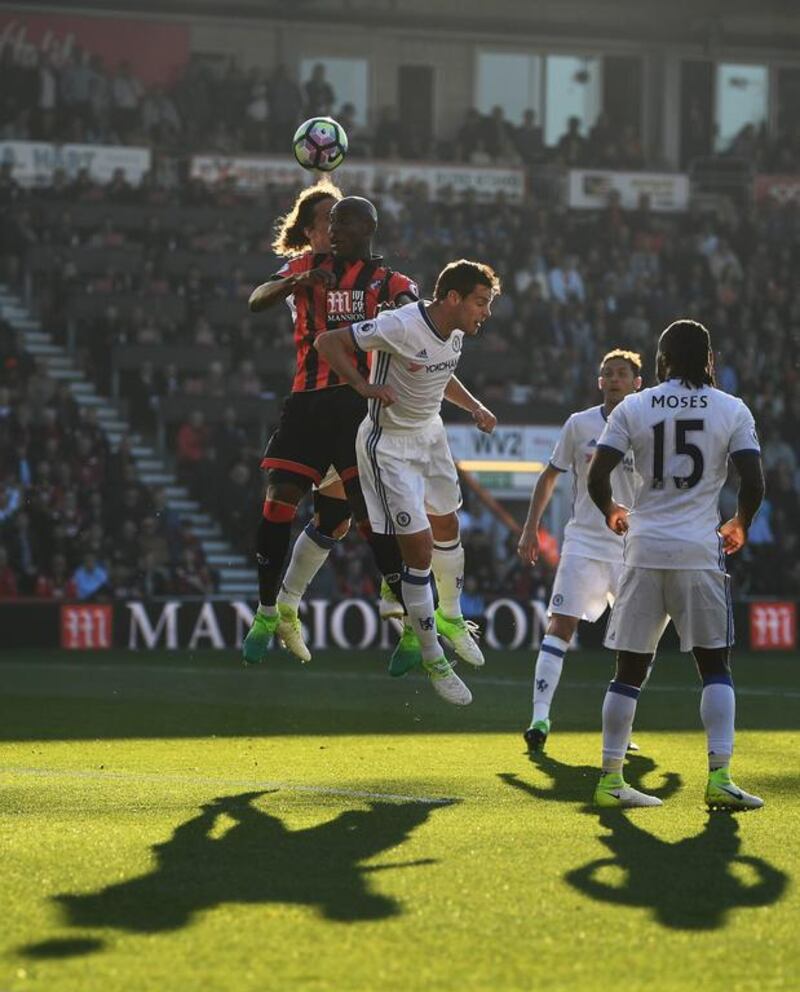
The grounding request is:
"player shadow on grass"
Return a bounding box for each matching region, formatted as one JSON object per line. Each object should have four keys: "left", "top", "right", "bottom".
{"left": 499, "top": 752, "right": 682, "bottom": 807}
{"left": 23, "top": 789, "right": 452, "bottom": 958}
{"left": 565, "top": 809, "right": 788, "bottom": 931}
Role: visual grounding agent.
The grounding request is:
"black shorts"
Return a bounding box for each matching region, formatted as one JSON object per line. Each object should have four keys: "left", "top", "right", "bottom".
{"left": 261, "top": 387, "right": 367, "bottom": 485}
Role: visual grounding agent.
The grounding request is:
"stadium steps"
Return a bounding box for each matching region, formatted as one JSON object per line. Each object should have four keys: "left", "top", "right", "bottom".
{"left": 0, "top": 284, "right": 250, "bottom": 597}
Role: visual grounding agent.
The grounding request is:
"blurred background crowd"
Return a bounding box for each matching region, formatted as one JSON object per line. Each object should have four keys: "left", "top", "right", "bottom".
{"left": 1, "top": 160, "right": 797, "bottom": 603}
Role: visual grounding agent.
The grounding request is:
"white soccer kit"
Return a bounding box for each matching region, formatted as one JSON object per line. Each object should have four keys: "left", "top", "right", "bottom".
{"left": 598, "top": 380, "right": 760, "bottom": 652}
{"left": 350, "top": 301, "right": 463, "bottom": 534}
{"left": 548, "top": 405, "right": 638, "bottom": 622}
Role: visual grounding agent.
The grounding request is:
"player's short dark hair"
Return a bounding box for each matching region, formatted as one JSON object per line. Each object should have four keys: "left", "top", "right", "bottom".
{"left": 600, "top": 348, "right": 643, "bottom": 375}
{"left": 656, "top": 319, "right": 715, "bottom": 389}
{"left": 272, "top": 179, "right": 342, "bottom": 257}
{"left": 433, "top": 260, "right": 501, "bottom": 301}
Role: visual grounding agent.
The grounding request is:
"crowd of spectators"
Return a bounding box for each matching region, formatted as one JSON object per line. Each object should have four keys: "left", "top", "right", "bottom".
{"left": 0, "top": 317, "right": 218, "bottom": 600}
{"left": 5, "top": 41, "right": 798, "bottom": 173}
{"left": 2, "top": 160, "right": 798, "bottom": 599}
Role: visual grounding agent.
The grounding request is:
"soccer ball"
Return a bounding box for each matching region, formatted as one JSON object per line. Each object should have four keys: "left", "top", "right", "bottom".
{"left": 292, "top": 117, "right": 348, "bottom": 172}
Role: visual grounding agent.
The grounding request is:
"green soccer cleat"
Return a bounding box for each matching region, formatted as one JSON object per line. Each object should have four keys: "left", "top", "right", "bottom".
{"left": 423, "top": 654, "right": 472, "bottom": 706}
{"left": 523, "top": 718, "right": 551, "bottom": 753}
{"left": 379, "top": 579, "right": 404, "bottom": 620}
{"left": 242, "top": 611, "right": 279, "bottom": 666}
{"left": 594, "top": 772, "right": 663, "bottom": 808}
{"left": 276, "top": 603, "right": 311, "bottom": 663}
{"left": 435, "top": 608, "right": 484, "bottom": 667}
{"left": 388, "top": 622, "right": 423, "bottom": 677}
{"left": 705, "top": 767, "right": 764, "bottom": 811}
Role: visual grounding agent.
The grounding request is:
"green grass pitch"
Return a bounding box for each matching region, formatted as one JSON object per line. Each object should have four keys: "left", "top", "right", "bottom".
{"left": 1, "top": 646, "right": 798, "bottom": 992}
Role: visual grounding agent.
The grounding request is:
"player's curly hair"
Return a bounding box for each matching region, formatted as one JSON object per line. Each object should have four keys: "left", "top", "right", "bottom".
{"left": 433, "top": 259, "right": 501, "bottom": 300}
{"left": 600, "top": 349, "right": 643, "bottom": 375}
{"left": 272, "top": 179, "right": 343, "bottom": 257}
{"left": 656, "top": 319, "right": 716, "bottom": 389}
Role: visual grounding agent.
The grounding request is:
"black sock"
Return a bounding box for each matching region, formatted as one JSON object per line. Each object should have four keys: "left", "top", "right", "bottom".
{"left": 256, "top": 517, "right": 292, "bottom": 606}
{"left": 365, "top": 531, "right": 405, "bottom": 608}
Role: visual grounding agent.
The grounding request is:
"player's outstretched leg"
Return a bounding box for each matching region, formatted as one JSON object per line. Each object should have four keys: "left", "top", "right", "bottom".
{"left": 431, "top": 530, "right": 484, "bottom": 668}
{"left": 276, "top": 521, "right": 339, "bottom": 662}
{"left": 243, "top": 489, "right": 302, "bottom": 666}
{"left": 402, "top": 563, "right": 471, "bottom": 706}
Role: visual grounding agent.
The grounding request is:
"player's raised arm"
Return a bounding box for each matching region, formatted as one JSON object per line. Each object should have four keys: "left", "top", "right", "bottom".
{"left": 248, "top": 267, "right": 335, "bottom": 313}
{"left": 587, "top": 447, "right": 628, "bottom": 534}
{"left": 719, "top": 451, "right": 765, "bottom": 555}
{"left": 444, "top": 376, "right": 496, "bottom": 434}
{"left": 314, "top": 328, "right": 396, "bottom": 406}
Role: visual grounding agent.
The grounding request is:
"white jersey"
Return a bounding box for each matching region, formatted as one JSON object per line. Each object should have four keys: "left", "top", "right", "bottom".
{"left": 550, "top": 405, "right": 638, "bottom": 564}
{"left": 350, "top": 301, "right": 463, "bottom": 432}
{"left": 598, "top": 380, "right": 760, "bottom": 570}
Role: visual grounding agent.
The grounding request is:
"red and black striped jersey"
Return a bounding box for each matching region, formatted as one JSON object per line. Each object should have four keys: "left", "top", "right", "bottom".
{"left": 274, "top": 252, "right": 418, "bottom": 393}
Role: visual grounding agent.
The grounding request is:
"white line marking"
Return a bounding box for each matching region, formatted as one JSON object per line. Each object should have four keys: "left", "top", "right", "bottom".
{"left": 0, "top": 766, "right": 457, "bottom": 805}
{"left": 1, "top": 661, "right": 798, "bottom": 699}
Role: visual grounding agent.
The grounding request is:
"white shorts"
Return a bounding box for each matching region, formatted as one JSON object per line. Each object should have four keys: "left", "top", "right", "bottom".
{"left": 604, "top": 566, "right": 733, "bottom": 654}
{"left": 314, "top": 465, "right": 342, "bottom": 492}
{"left": 356, "top": 418, "right": 462, "bottom": 535}
{"left": 549, "top": 554, "right": 623, "bottom": 623}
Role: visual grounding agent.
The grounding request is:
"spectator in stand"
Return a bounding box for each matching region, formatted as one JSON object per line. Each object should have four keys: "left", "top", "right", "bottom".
{"left": 515, "top": 109, "right": 545, "bottom": 165}
{"left": 217, "top": 460, "right": 257, "bottom": 552}
{"left": 303, "top": 63, "right": 335, "bottom": 117}
{"left": 548, "top": 254, "right": 585, "bottom": 304}
{"left": 484, "top": 106, "right": 519, "bottom": 164}
{"left": 34, "top": 551, "right": 78, "bottom": 599}
{"left": 175, "top": 409, "right": 211, "bottom": 493}
{"left": 174, "top": 547, "right": 214, "bottom": 596}
{"left": 0, "top": 545, "right": 18, "bottom": 598}
{"left": 141, "top": 86, "right": 181, "bottom": 145}
{"left": 5, "top": 509, "right": 39, "bottom": 594}
{"left": 36, "top": 50, "right": 59, "bottom": 141}
{"left": 555, "top": 115, "right": 586, "bottom": 167}
{"left": 88, "top": 56, "right": 112, "bottom": 138}
{"left": 72, "top": 551, "right": 110, "bottom": 601}
{"left": 245, "top": 68, "right": 270, "bottom": 151}
{"left": 138, "top": 515, "right": 172, "bottom": 570}
{"left": 267, "top": 64, "right": 304, "bottom": 150}
{"left": 0, "top": 479, "right": 21, "bottom": 523}
{"left": 111, "top": 61, "right": 143, "bottom": 139}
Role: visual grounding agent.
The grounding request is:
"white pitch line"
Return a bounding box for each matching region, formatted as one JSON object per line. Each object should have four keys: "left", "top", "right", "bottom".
{"left": 0, "top": 766, "right": 457, "bottom": 805}
{"left": 1, "top": 660, "right": 799, "bottom": 699}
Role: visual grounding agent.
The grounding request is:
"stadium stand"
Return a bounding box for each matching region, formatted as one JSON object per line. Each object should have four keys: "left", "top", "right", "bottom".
{"left": 1, "top": 163, "right": 797, "bottom": 600}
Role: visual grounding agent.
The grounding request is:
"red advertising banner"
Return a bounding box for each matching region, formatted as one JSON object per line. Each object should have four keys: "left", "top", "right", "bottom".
{"left": 60, "top": 604, "right": 114, "bottom": 650}
{"left": 753, "top": 174, "right": 800, "bottom": 204}
{"left": 0, "top": 10, "right": 189, "bottom": 85}
{"left": 749, "top": 602, "right": 797, "bottom": 651}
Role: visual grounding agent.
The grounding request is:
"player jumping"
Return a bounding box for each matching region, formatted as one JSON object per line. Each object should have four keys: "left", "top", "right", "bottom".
{"left": 242, "top": 190, "right": 417, "bottom": 664}
{"left": 316, "top": 260, "right": 500, "bottom": 705}
{"left": 517, "top": 349, "right": 642, "bottom": 751}
{"left": 587, "top": 319, "right": 765, "bottom": 810}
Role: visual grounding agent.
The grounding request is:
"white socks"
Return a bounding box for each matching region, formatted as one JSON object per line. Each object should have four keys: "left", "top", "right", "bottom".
{"left": 701, "top": 676, "right": 735, "bottom": 769}
{"left": 531, "top": 635, "right": 569, "bottom": 723}
{"left": 601, "top": 681, "right": 640, "bottom": 774}
{"left": 277, "top": 523, "right": 337, "bottom": 610}
{"left": 401, "top": 565, "right": 440, "bottom": 662}
{"left": 431, "top": 537, "right": 464, "bottom": 618}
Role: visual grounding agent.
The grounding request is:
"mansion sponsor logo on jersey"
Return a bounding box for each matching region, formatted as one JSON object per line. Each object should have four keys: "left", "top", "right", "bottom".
{"left": 327, "top": 289, "right": 366, "bottom": 323}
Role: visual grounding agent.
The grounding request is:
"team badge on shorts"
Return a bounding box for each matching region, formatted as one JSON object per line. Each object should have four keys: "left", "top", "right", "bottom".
{"left": 552, "top": 593, "right": 564, "bottom": 607}
{"left": 396, "top": 511, "right": 411, "bottom": 527}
